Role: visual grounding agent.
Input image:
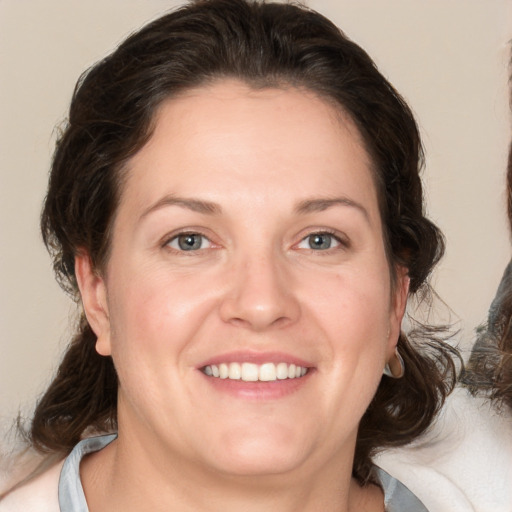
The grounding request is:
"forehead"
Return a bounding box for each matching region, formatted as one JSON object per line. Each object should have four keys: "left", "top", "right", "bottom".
{"left": 120, "top": 80, "right": 379, "bottom": 219}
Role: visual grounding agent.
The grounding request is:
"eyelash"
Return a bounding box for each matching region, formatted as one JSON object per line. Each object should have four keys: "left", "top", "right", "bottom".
{"left": 296, "top": 230, "right": 349, "bottom": 252}
{"left": 161, "top": 229, "right": 349, "bottom": 254}
{"left": 163, "top": 231, "right": 214, "bottom": 253}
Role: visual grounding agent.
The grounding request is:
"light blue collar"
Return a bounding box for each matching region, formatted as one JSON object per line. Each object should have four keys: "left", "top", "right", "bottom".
{"left": 58, "top": 434, "right": 428, "bottom": 511}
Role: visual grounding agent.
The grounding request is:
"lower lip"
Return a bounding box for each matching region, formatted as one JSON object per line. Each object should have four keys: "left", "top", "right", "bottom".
{"left": 200, "top": 371, "right": 313, "bottom": 400}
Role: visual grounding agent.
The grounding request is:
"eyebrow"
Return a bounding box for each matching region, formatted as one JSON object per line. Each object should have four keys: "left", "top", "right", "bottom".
{"left": 139, "top": 195, "right": 369, "bottom": 222}
{"left": 295, "top": 197, "right": 370, "bottom": 222}
{"left": 140, "top": 195, "right": 222, "bottom": 220}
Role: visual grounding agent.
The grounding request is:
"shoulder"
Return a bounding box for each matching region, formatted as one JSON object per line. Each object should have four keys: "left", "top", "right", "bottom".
{"left": 375, "top": 387, "right": 512, "bottom": 512}
{"left": 0, "top": 460, "right": 63, "bottom": 512}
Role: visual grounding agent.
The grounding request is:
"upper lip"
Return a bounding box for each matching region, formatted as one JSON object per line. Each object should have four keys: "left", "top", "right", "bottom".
{"left": 197, "top": 350, "right": 313, "bottom": 369}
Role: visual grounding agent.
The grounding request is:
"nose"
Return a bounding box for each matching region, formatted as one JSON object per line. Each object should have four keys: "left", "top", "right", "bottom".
{"left": 219, "top": 253, "right": 300, "bottom": 331}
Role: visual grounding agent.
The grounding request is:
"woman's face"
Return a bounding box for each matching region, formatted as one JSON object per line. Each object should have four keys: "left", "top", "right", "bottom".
{"left": 78, "top": 80, "right": 408, "bottom": 479}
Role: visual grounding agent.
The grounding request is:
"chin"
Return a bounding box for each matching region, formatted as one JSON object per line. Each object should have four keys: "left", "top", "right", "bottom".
{"left": 203, "top": 423, "right": 312, "bottom": 477}
{"left": 212, "top": 450, "right": 308, "bottom": 478}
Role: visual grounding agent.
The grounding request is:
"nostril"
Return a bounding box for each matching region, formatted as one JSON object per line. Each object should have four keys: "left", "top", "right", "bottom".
{"left": 218, "top": 261, "right": 301, "bottom": 330}
{"left": 219, "top": 296, "right": 299, "bottom": 331}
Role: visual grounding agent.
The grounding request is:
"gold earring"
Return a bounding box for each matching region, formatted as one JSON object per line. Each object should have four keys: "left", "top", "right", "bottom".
{"left": 383, "top": 347, "right": 405, "bottom": 379}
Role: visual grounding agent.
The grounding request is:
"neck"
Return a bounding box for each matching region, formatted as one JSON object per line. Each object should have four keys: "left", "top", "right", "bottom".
{"left": 81, "top": 432, "right": 383, "bottom": 512}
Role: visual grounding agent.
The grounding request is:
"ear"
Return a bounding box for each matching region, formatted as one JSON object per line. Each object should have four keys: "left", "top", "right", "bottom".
{"left": 387, "top": 265, "right": 410, "bottom": 352}
{"left": 75, "top": 251, "right": 112, "bottom": 356}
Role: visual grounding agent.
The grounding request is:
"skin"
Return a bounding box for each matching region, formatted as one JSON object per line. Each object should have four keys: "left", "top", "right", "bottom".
{"left": 76, "top": 80, "right": 408, "bottom": 512}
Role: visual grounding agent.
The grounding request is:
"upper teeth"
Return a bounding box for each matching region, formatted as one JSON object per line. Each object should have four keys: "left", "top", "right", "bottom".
{"left": 203, "top": 362, "right": 308, "bottom": 382}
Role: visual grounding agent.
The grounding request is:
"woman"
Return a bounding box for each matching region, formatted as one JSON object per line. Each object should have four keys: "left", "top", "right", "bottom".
{"left": 0, "top": 0, "right": 457, "bottom": 510}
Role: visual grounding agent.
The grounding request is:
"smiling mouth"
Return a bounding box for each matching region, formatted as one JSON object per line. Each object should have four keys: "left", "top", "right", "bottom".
{"left": 202, "top": 362, "right": 309, "bottom": 382}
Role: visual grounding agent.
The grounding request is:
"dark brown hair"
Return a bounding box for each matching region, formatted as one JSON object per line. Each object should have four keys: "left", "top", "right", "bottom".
{"left": 33, "top": 0, "right": 457, "bottom": 484}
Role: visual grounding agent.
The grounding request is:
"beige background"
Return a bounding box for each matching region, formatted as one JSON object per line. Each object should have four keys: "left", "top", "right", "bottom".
{"left": 1, "top": 0, "right": 511, "bottom": 423}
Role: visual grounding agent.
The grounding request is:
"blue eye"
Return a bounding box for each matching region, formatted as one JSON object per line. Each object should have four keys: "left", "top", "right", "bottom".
{"left": 167, "top": 233, "right": 211, "bottom": 251}
{"left": 298, "top": 232, "right": 340, "bottom": 250}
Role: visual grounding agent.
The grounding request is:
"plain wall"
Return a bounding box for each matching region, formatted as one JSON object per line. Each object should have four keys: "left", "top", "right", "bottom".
{"left": 1, "top": 0, "right": 511, "bottom": 422}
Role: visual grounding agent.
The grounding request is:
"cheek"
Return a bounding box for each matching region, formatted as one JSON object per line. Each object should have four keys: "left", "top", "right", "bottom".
{"left": 103, "top": 269, "right": 224, "bottom": 427}
{"left": 307, "top": 266, "right": 392, "bottom": 332}
{"left": 106, "top": 268, "right": 218, "bottom": 370}
{"left": 305, "top": 267, "right": 392, "bottom": 380}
